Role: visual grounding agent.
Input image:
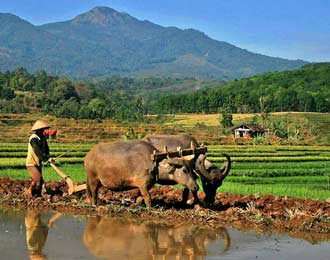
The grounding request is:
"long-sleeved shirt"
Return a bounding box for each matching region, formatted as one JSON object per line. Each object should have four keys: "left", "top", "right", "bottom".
{"left": 26, "top": 133, "right": 50, "bottom": 167}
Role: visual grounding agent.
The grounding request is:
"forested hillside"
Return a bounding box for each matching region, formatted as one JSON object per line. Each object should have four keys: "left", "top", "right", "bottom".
{"left": 0, "top": 68, "right": 144, "bottom": 121}
{"left": 0, "top": 63, "right": 329, "bottom": 121}
{"left": 0, "top": 67, "right": 221, "bottom": 120}
{"left": 152, "top": 63, "right": 330, "bottom": 113}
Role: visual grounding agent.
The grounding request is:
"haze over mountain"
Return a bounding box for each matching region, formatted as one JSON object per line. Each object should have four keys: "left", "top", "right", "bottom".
{"left": 0, "top": 6, "right": 307, "bottom": 79}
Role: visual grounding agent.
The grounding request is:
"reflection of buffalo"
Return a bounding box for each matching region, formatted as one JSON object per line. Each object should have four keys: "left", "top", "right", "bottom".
{"left": 83, "top": 216, "right": 230, "bottom": 259}
{"left": 84, "top": 140, "right": 198, "bottom": 207}
{"left": 144, "top": 134, "right": 231, "bottom": 206}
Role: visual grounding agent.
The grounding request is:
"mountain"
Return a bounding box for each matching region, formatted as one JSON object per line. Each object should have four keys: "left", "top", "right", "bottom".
{"left": 0, "top": 6, "right": 307, "bottom": 79}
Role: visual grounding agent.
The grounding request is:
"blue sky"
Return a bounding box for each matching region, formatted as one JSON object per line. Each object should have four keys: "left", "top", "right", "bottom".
{"left": 1, "top": 0, "right": 329, "bottom": 62}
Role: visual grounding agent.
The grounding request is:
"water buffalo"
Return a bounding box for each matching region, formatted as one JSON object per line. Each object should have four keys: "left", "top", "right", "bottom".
{"left": 84, "top": 140, "right": 198, "bottom": 207}
{"left": 83, "top": 216, "right": 230, "bottom": 259}
{"left": 83, "top": 217, "right": 155, "bottom": 259}
{"left": 144, "top": 134, "right": 231, "bottom": 206}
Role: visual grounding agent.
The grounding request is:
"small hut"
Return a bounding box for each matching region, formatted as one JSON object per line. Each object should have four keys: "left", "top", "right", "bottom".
{"left": 232, "top": 124, "right": 265, "bottom": 139}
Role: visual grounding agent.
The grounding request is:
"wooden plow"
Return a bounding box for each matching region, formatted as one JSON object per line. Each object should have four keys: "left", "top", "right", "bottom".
{"left": 49, "top": 161, "right": 87, "bottom": 195}
{"left": 49, "top": 142, "right": 207, "bottom": 195}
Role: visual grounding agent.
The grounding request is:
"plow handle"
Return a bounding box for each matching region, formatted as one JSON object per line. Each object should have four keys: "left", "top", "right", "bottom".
{"left": 49, "top": 162, "right": 76, "bottom": 195}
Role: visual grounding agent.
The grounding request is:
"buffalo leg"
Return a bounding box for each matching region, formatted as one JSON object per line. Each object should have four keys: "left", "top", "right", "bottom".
{"left": 87, "top": 177, "right": 100, "bottom": 205}
{"left": 139, "top": 186, "right": 152, "bottom": 208}
{"left": 191, "top": 190, "right": 200, "bottom": 205}
{"left": 182, "top": 188, "right": 200, "bottom": 205}
{"left": 182, "top": 188, "right": 189, "bottom": 204}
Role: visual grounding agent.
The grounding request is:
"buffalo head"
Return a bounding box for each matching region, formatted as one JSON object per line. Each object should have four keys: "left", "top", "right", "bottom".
{"left": 195, "top": 154, "right": 231, "bottom": 206}
{"left": 159, "top": 156, "right": 199, "bottom": 193}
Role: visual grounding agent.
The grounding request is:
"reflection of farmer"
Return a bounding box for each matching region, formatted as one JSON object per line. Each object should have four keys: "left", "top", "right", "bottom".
{"left": 25, "top": 210, "right": 62, "bottom": 260}
{"left": 26, "top": 120, "right": 51, "bottom": 198}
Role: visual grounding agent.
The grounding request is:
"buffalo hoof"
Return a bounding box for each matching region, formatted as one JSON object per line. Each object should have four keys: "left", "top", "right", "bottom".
{"left": 194, "top": 204, "right": 201, "bottom": 210}
{"left": 136, "top": 196, "right": 144, "bottom": 205}
{"left": 25, "top": 188, "right": 32, "bottom": 200}
{"left": 186, "top": 198, "right": 194, "bottom": 205}
{"left": 85, "top": 197, "right": 93, "bottom": 205}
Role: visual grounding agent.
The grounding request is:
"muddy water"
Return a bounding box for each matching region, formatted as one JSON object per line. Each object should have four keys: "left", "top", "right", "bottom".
{"left": 0, "top": 209, "right": 329, "bottom": 260}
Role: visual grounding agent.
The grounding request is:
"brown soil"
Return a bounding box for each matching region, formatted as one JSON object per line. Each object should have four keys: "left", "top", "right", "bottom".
{"left": 0, "top": 177, "right": 329, "bottom": 244}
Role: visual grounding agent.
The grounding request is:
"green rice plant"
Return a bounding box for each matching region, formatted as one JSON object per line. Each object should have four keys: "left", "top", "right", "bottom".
{"left": 220, "top": 182, "right": 330, "bottom": 201}
{"left": 0, "top": 151, "right": 88, "bottom": 158}
{"left": 208, "top": 145, "right": 330, "bottom": 152}
{"left": 0, "top": 158, "right": 26, "bottom": 169}
{"left": 0, "top": 152, "right": 28, "bottom": 158}
{"left": 43, "top": 164, "right": 86, "bottom": 182}
{"left": 0, "top": 168, "right": 29, "bottom": 179}
{"left": 227, "top": 175, "right": 328, "bottom": 184}
{"left": 207, "top": 151, "right": 328, "bottom": 157}
{"left": 228, "top": 161, "right": 330, "bottom": 170}
{"left": 0, "top": 143, "right": 92, "bottom": 153}
{"left": 0, "top": 164, "right": 86, "bottom": 183}
{"left": 229, "top": 168, "right": 329, "bottom": 177}
{"left": 208, "top": 156, "right": 330, "bottom": 163}
{"left": 325, "top": 173, "right": 330, "bottom": 191}
{"left": 0, "top": 157, "right": 84, "bottom": 169}
{"left": 275, "top": 146, "right": 330, "bottom": 151}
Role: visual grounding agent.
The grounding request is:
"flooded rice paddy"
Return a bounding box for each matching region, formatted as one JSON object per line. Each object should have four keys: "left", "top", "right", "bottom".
{"left": 0, "top": 208, "right": 329, "bottom": 260}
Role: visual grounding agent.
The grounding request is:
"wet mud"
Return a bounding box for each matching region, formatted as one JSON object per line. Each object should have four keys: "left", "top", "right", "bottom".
{"left": 0, "top": 177, "right": 329, "bottom": 244}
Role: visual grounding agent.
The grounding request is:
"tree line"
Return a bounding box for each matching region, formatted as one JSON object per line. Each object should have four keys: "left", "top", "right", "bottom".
{"left": 150, "top": 63, "right": 330, "bottom": 114}
{"left": 0, "top": 63, "right": 329, "bottom": 121}
{"left": 0, "top": 68, "right": 146, "bottom": 121}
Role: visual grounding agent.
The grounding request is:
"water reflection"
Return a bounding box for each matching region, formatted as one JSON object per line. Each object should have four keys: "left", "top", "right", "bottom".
{"left": 10, "top": 210, "right": 327, "bottom": 259}
{"left": 83, "top": 216, "right": 230, "bottom": 259}
{"left": 24, "top": 210, "right": 62, "bottom": 260}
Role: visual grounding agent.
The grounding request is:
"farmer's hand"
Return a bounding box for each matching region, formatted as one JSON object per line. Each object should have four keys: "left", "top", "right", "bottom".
{"left": 48, "top": 158, "right": 55, "bottom": 164}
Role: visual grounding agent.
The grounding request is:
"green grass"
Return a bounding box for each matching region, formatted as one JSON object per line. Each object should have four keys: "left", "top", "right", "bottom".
{"left": 0, "top": 164, "right": 86, "bottom": 183}
{"left": 0, "top": 151, "right": 88, "bottom": 158}
{"left": 227, "top": 175, "right": 329, "bottom": 184}
{"left": 229, "top": 168, "right": 329, "bottom": 177}
{"left": 208, "top": 156, "right": 330, "bottom": 162}
{"left": 228, "top": 161, "right": 330, "bottom": 170}
{"left": 0, "top": 158, "right": 84, "bottom": 169}
{"left": 220, "top": 182, "right": 330, "bottom": 201}
{"left": 208, "top": 145, "right": 330, "bottom": 200}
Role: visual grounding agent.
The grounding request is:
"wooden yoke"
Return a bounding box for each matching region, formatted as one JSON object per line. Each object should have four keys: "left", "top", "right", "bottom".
{"left": 150, "top": 144, "right": 207, "bottom": 162}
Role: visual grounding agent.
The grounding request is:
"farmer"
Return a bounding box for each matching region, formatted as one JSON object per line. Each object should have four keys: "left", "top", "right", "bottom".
{"left": 25, "top": 209, "right": 62, "bottom": 260}
{"left": 26, "top": 119, "right": 52, "bottom": 198}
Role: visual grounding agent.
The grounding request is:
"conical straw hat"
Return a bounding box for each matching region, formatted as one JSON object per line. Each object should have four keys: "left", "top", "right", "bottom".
{"left": 31, "top": 120, "right": 51, "bottom": 131}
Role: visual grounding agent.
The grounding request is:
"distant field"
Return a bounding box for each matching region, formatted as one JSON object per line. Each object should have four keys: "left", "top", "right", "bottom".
{"left": 0, "top": 142, "right": 329, "bottom": 201}
{"left": 1, "top": 112, "right": 330, "bottom": 146}
{"left": 173, "top": 113, "right": 255, "bottom": 127}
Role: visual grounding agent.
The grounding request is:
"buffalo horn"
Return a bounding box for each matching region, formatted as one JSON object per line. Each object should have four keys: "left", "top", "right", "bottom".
{"left": 197, "top": 154, "right": 231, "bottom": 181}
{"left": 218, "top": 153, "right": 231, "bottom": 181}
{"left": 166, "top": 155, "right": 183, "bottom": 167}
{"left": 197, "top": 154, "right": 209, "bottom": 178}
